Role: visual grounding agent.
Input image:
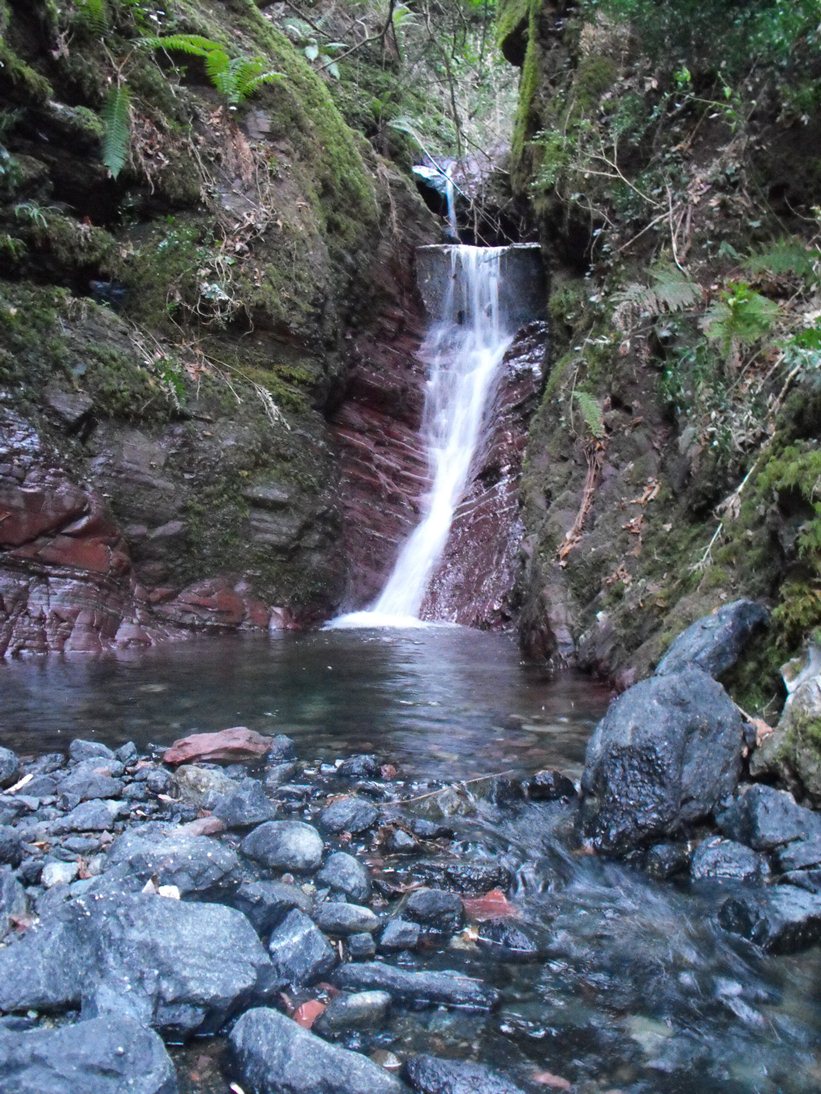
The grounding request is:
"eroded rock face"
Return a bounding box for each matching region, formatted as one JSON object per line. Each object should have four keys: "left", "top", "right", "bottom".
{"left": 580, "top": 668, "right": 744, "bottom": 854}
{"left": 422, "top": 323, "right": 547, "bottom": 628}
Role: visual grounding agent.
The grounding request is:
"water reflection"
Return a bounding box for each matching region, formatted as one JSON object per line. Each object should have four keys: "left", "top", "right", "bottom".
{"left": 0, "top": 629, "right": 610, "bottom": 777}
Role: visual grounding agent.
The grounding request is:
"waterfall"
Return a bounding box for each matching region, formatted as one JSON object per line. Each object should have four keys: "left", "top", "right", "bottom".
{"left": 332, "top": 246, "right": 516, "bottom": 629}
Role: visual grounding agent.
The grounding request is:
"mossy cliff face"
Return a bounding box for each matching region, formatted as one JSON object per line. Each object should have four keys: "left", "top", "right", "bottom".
{"left": 501, "top": 1, "right": 820, "bottom": 791}
{"left": 0, "top": 0, "right": 435, "bottom": 652}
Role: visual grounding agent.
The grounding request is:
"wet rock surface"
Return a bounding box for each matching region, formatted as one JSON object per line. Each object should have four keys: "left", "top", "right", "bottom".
{"left": 580, "top": 667, "right": 744, "bottom": 853}
{"left": 0, "top": 722, "right": 817, "bottom": 1093}
{"left": 655, "top": 599, "right": 769, "bottom": 679}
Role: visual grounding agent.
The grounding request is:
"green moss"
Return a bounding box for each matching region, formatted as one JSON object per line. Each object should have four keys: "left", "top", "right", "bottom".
{"left": 575, "top": 54, "right": 619, "bottom": 108}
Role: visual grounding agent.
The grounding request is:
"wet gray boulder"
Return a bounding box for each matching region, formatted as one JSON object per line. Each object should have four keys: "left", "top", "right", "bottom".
{"left": 0, "top": 1015, "right": 177, "bottom": 1094}
{"left": 0, "top": 747, "right": 20, "bottom": 789}
{"left": 212, "top": 778, "right": 278, "bottom": 829}
{"left": 0, "top": 892, "right": 273, "bottom": 1036}
{"left": 338, "top": 754, "right": 380, "bottom": 779}
{"left": 230, "top": 879, "right": 312, "bottom": 935}
{"left": 414, "top": 859, "right": 511, "bottom": 895}
{"left": 313, "top": 901, "right": 379, "bottom": 936}
{"left": 319, "top": 796, "right": 379, "bottom": 835}
{"left": 718, "top": 884, "right": 821, "bottom": 953}
{"left": 405, "top": 1054, "right": 527, "bottom": 1094}
{"left": 100, "top": 828, "right": 241, "bottom": 899}
{"left": 690, "top": 837, "right": 770, "bottom": 883}
{"left": 333, "top": 961, "right": 498, "bottom": 1010}
{"left": 655, "top": 600, "right": 768, "bottom": 678}
{"left": 241, "top": 820, "right": 324, "bottom": 872}
{"left": 229, "top": 1006, "right": 404, "bottom": 1094}
{"left": 580, "top": 668, "right": 744, "bottom": 854}
{"left": 476, "top": 920, "right": 540, "bottom": 962}
{"left": 265, "top": 734, "right": 298, "bottom": 763}
{"left": 404, "top": 888, "right": 464, "bottom": 933}
{"left": 267, "top": 908, "right": 337, "bottom": 988}
{"left": 523, "top": 769, "right": 577, "bottom": 802}
{"left": 716, "top": 784, "right": 821, "bottom": 850}
{"left": 69, "top": 740, "right": 115, "bottom": 763}
{"left": 317, "top": 851, "right": 372, "bottom": 902}
{"left": 378, "top": 918, "right": 421, "bottom": 953}
{"left": 314, "top": 990, "right": 391, "bottom": 1035}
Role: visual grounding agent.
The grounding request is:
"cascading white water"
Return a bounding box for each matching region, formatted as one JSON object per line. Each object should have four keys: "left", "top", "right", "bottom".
{"left": 332, "top": 246, "right": 516, "bottom": 629}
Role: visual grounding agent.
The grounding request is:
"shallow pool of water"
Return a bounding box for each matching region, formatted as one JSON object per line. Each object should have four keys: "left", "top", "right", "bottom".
{"left": 0, "top": 627, "right": 610, "bottom": 778}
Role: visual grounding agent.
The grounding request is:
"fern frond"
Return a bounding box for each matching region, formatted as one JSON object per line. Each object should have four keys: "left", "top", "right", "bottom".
{"left": 573, "top": 390, "right": 605, "bottom": 440}
{"left": 744, "top": 237, "right": 819, "bottom": 282}
{"left": 703, "top": 283, "right": 780, "bottom": 349}
{"left": 77, "top": 0, "right": 108, "bottom": 36}
{"left": 101, "top": 85, "right": 131, "bottom": 180}
{"left": 649, "top": 263, "right": 703, "bottom": 312}
{"left": 141, "top": 34, "right": 223, "bottom": 57}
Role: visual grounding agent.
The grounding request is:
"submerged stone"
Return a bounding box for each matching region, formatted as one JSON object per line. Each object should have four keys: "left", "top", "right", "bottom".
{"left": 230, "top": 1006, "right": 404, "bottom": 1094}
{"left": 405, "top": 1053, "right": 528, "bottom": 1094}
{"left": 314, "top": 990, "right": 391, "bottom": 1035}
{"left": 333, "top": 961, "right": 498, "bottom": 1010}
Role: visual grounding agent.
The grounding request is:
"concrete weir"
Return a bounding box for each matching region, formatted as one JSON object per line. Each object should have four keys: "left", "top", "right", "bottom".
{"left": 415, "top": 242, "right": 545, "bottom": 329}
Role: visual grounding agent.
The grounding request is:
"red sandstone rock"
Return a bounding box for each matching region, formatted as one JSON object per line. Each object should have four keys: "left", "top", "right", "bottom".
{"left": 163, "top": 727, "right": 272, "bottom": 766}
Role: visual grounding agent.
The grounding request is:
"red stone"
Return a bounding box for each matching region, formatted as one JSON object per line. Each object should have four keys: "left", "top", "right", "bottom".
{"left": 463, "top": 888, "right": 519, "bottom": 921}
{"left": 292, "top": 999, "right": 326, "bottom": 1029}
{"left": 163, "top": 727, "right": 272, "bottom": 766}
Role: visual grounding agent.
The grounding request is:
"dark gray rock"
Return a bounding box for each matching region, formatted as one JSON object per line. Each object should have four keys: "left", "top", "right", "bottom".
{"left": 378, "top": 918, "right": 421, "bottom": 953}
{"left": 0, "top": 747, "right": 20, "bottom": 789}
{"left": 267, "top": 908, "right": 337, "bottom": 988}
{"left": 716, "top": 784, "right": 821, "bottom": 850}
{"left": 718, "top": 885, "right": 821, "bottom": 953}
{"left": 0, "top": 825, "right": 22, "bottom": 867}
{"left": 230, "top": 1006, "right": 403, "bottom": 1094}
{"left": 0, "top": 866, "right": 27, "bottom": 939}
{"left": 314, "top": 901, "right": 379, "bottom": 936}
{"left": 774, "top": 832, "right": 821, "bottom": 873}
{"left": 690, "top": 837, "right": 770, "bottom": 882}
{"left": 231, "top": 879, "right": 311, "bottom": 934}
{"left": 333, "top": 961, "right": 498, "bottom": 1010}
{"left": 69, "top": 740, "right": 115, "bottom": 763}
{"left": 0, "top": 891, "right": 273, "bottom": 1035}
{"left": 264, "top": 763, "right": 298, "bottom": 791}
{"left": 408, "top": 818, "right": 453, "bottom": 840}
{"left": 338, "top": 754, "right": 380, "bottom": 779}
{"left": 476, "top": 919, "right": 539, "bottom": 961}
{"left": 644, "top": 842, "right": 691, "bottom": 880}
{"left": 314, "top": 990, "right": 391, "bottom": 1035}
{"left": 0, "top": 1015, "right": 177, "bottom": 1094}
{"left": 319, "top": 796, "right": 379, "bottom": 835}
{"left": 523, "top": 769, "right": 577, "bottom": 803}
{"left": 213, "top": 778, "right": 278, "bottom": 829}
{"left": 348, "top": 931, "right": 377, "bottom": 958}
{"left": 144, "top": 768, "right": 174, "bottom": 796}
{"left": 414, "top": 860, "right": 512, "bottom": 895}
{"left": 58, "top": 761, "right": 122, "bottom": 805}
{"left": 405, "top": 1053, "right": 527, "bottom": 1094}
{"left": 317, "top": 851, "right": 372, "bottom": 902}
{"left": 655, "top": 600, "right": 768, "bottom": 678}
{"left": 265, "top": 734, "right": 298, "bottom": 763}
{"left": 383, "top": 827, "right": 421, "bottom": 854}
{"left": 52, "top": 800, "right": 126, "bottom": 834}
{"left": 115, "top": 741, "right": 138, "bottom": 764}
{"left": 405, "top": 888, "right": 464, "bottom": 932}
{"left": 101, "top": 829, "right": 241, "bottom": 900}
{"left": 242, "top": 820, "right": 324, "bottom": 873}
{"left": 580, "top": 668, "right": 744, "bottom": 854}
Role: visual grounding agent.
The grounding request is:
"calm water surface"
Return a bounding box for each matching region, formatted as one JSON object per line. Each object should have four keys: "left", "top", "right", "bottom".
{"left": 0, "top": 627, "right": 610, "bottom": 778}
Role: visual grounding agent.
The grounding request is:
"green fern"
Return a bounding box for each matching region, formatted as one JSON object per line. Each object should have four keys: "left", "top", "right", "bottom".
{"left": 703, "top": 282, "right": 780, "bottom": 352}
{"left": 615, "top": 263, "right": 702, "bottom": 318}
{"left": 77, "top": 0, "right": 109, "bottom": 36}
{"left": 744, "top": 237, "right": 820, "bottom": 283}
{"left": 144, "top": 35, "right": 284, "bottom": 106}
{"left": 573, "top": 390, "right": 605, "bottom": 440}
{"left": 101, "top": 85, "right": 131, "bottom": 180}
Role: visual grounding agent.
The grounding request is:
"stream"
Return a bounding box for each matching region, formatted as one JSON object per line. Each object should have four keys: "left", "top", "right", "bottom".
{"left": 1, "top": 628, "right": 819, "bottom": 1092}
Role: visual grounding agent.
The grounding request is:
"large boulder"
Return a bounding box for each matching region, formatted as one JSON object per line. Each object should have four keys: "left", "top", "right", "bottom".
{"left": 0, "top": 892, "right": 273, "bottom": 1037}
{"left": 718, "top": 885, "right": 821, "bottom": 953}
{"left": 580, "top": 668, "right": 744, "bottom": 854}
{"left": 229, "top": 1006, "right": 404, "bottom": 1094}
{"left": 655, "top": 599, "right": 768, "bottom": 678}
{"left": 241, "top": 820, "right": 324, "bottom": 873}
{"left": 0, "top": 1016, "right": 177, "bottom": 1094}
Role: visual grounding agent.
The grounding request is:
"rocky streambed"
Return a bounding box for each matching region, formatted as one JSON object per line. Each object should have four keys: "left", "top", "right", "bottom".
{"left": 0, "top": 604, "right": 820, "bottom": 1093}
